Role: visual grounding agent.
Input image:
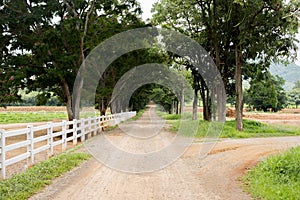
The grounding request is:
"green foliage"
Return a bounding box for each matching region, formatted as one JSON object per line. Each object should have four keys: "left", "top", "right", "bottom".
{"left": 0, "top": 0, "right": 145, "bottom": 120}
{"left": 245, "top": 73, "right": 287, "bottom": 112}
{"left": 287, "top": 89, "right": 300, "bottom": 108}
{"left": 287, "top": 80, "right": 300, "bottom": 108}
{"left": 129, "top": 109, "right": 145, "bottom": 121}
{"left": 0, "top": 112, "right": 67, "bottom": 124}
{"left": 152, "top": 0, "right": 299, "bottom": 129}
{"left": 292, "top": 80, "right": 300, "bottom": 90}
{"left": 164, "top": 114, "right": 181, "bottom": 120}
{"left": 128, "top": 84, "right": 179, "bottom": 114}
{"left": 0, "top": 147, "right": 91, "bottom": 200}
{"left": 244, "top": 147, "right": 300, "bottom": 200}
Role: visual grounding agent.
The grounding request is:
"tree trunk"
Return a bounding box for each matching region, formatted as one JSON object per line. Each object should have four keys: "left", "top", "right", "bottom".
{"left": 73, "top": 1, "right": 95, "bottom": 120}
{"left": 217, "top": 84, "right": 226, "bottom": 122}
{"left": 214, "top": 43, "right": 226, "bottom": 122}
{"left": 199, "top": 82, "right": 211, "bottom": 121}
{"left": 171, "top": 100, "right": 174, "bottom": 114}
{"left": 61, "top": 78, "right": 73, "bottom": 121}
{"left": 193, "top": 89, "right": 198, "bottom": 120}
{"left": 100, "top": 98, "right": 106, "bottom": 116}
{"left": 179, "top": 66, "right": 185, "bottom": 114}
{"left": 180, "top": 93, "right": 184, "bottom": 114}
{"left": 235, "top": 45, "right": 243, "bottom": 131}
{"left": 211, "top": 87, "right": 216, "bottom": 121}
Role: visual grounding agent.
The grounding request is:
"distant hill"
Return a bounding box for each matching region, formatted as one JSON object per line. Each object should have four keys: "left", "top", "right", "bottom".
{"left": 270, "top": 63, "right": 300, "bottom": 91}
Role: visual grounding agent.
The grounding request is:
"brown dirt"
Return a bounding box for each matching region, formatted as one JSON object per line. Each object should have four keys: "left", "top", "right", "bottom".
{"left": 28, "top": 108, "right": 300, "bottom": 200}
{"left": 244, "top": 111, "right": 300, "bottom": 126}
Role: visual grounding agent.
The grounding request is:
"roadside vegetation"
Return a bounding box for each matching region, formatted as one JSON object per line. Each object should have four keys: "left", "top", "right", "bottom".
{"left": 0, "top": 112, "right": 68, "bottom": 124}
{"left": 160, "top": 112, "right": 300, "bottom": 138}
{"left": 129, "top": 109, "right": 145, "bottom": 121}
{"left": 0, "top": 145, "right": 91, "bottom": 200}
{"left": 244, "top": 146, "right": 300, "bottom": 200}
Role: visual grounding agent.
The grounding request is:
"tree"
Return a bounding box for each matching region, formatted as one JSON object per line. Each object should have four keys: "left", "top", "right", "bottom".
{"left": 245, "top": 73, "right": 287, "bottom": 112}
{"left": 95, "top": 47, "right": 171, "bottom": 115}
{"left": 152, "top": 0, "right": 299, "bottom": 131}
{"left": 152, "top": 0, "right": 228, "bottom": 122}
{"left": 0, "top": 0, "right": 143, "bottom": 120}
{"left": 287, "top": 80, "right": 300, "bottom": 108}
{"left": 293, "top": 80, "right": 300, "bottom": 90}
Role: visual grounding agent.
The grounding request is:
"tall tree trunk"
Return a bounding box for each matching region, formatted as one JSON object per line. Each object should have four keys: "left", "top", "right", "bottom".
{"left": 171, "top": 100, "right": 174, "bottom": 114}
{"left": 180, "top": 93, "right": 184, "bottom": 114}
{"left": 73, "top": 1, "right": 95, "bottom": 120}
{"left": 214, "top": 44, "right": 226, "bottom": 122}
{"left": 100, "top": 98, "right": 106, "bottom": 116}
{"left": 61, "top": 78, "right": 73, "bottom": 121}
{"left": 217, "top": 84, "right": 226, "bottom": 122}
{"left": 179, "top": 65, "right": 185, "bottom": 114}
{"left": 199, "top": 81, "right": 211, "bottom": 121}
{"left": 193, "top": 88, "right": 198, "bottom": 120}
{"left": 235, "top": 45, "right": 243, "bottom": 131}
{"left": 211, "top": 87, "right": 216, "bottom": 121}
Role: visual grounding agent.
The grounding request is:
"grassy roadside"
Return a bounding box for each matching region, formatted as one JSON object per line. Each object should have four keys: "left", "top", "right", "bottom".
{"left": 0, "top": 112, "right": 68, "bottom": 124}
{"left": 129, "top": 109, "right": 145, "bottom": 121}
{"left": 243, "top": 146, "right": 300, "bottom": 199}
{"left": 0, "top": 145, "right": 91, "bottom": 200}
{"left": 158, "top": 112, "right": 300, "bottom": 138}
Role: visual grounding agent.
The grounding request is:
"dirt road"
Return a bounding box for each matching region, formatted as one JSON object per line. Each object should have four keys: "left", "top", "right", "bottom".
{"left": 30, "top": 107, "right": 300, "bottom": 200}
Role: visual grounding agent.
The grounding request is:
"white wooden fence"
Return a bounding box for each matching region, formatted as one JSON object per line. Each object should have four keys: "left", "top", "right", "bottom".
{"left": 0, "top": 112, "right": 136, "bottom": 179}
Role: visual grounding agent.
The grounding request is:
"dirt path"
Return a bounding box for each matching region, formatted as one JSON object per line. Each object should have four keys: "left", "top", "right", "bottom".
{"left": 30, "top": 107, "right": 300, "bottom": 200}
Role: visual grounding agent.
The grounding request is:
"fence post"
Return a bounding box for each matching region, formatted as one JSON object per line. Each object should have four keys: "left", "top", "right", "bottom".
{"left": 47, "top": 122, "right": 54, "bottom": 157}
{"left": 62, "top": 120, "right": 67, "bottom": 152}
{"left": 0, "top": 129, "right": 6, "bottom": 179}
{"left": 73, "top": 119, "right": 77, "bottom": 146}
{"left": 81, "top": 119, "right": 85, "bottom": 142}
{"left": 88, "top": 117, "right": 92, "bottom": 137}
{"left": 97, "top": 117, "right": 101, "bottom": 134}
{"left": 27, "top": 125, "right": 34, "bottom": 165}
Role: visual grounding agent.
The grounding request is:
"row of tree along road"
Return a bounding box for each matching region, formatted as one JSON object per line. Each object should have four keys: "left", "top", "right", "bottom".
{"left": 1, "top": 0, "right": 299, "bottom": 131}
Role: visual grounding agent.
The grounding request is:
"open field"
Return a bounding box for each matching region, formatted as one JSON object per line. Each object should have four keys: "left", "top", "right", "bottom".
{"left": 0, "top": 106, "right": 102, "bottom": 124}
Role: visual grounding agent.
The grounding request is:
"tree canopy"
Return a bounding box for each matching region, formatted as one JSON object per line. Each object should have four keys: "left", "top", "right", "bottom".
{"left": 245, "top": 73, "right": 287, "bottom": 112}
{"left": 0, "top": 0, "right": 145, "bottom": 119}
{"left": 152, "top": 0, "right": 299, "bottom": 130}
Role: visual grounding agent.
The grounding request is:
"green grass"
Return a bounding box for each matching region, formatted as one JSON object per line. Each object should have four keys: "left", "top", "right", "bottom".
{"left": 157, "top": 111, "right": 203, "bottom": 121}
{"left": 0, "top": 146, "right": 91, "bottom": 200}
{"left": 0, "top": 112, "right": 68, "bottom": 124}
{"left": 129, "top": 109, "right": 145, "bottom": 121}
{"left": 243, "top": 147, "right": 300, "bottom": 200}
{"left": 162, "top": 113, "right": 300, "bottom": 138}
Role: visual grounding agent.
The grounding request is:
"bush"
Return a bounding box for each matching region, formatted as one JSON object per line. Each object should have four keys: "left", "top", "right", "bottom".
{"left": 244, "top": 147, "right": 300, "bottom": 199}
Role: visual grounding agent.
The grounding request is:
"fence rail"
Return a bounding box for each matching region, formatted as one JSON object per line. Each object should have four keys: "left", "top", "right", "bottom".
{"left": 0, "top": 111, "right": 136, "bottom": 179}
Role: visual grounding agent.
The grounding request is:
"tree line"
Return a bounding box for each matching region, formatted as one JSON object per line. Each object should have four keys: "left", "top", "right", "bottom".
{"left": 1, "top": 0, "right": 299, "bottom": 131}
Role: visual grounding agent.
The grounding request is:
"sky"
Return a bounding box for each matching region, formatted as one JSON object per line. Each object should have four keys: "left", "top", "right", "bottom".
{"left": 137, "top": 0, "right": 157, "bottom": 21}
{"left": 137, "top": 0, "right": 300, "bottom": 66}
